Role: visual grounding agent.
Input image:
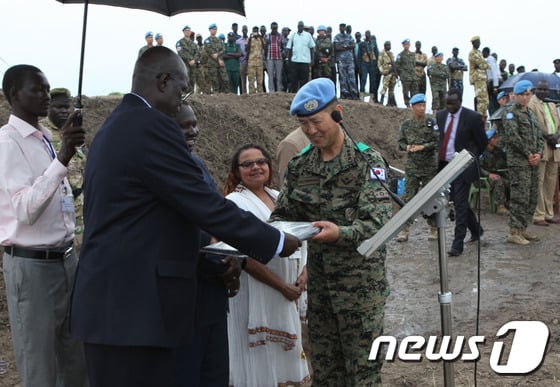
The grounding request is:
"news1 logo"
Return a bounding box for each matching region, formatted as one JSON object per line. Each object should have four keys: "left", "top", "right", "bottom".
{"left": 369, "top": 321, "right": 549, "bottom": 374}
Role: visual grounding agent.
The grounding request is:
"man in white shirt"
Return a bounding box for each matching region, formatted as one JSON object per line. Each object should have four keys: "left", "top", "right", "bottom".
{"left": 482, "top": 47, "right": 501, "bottom": 116}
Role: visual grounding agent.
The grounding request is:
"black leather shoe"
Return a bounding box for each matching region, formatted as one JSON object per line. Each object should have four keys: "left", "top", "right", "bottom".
{"left": 448, "top": 248, "right": 462, "bottom": 256}
{"left": 468, "top": 227, "right": 484, "bottom": 242}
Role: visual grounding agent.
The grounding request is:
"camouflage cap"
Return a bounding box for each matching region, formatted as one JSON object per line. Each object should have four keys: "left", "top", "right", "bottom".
{"left": 470, "top": 35, "right": 480, "bottom": 42}
{"left": 50, "top": 87, "right": 71, "bottom": 99}
{"left": 384, "top": 41, "right": 391, "bottom": 45}
{"left": 290, "top": 78, "right": 336, "bottom": 117}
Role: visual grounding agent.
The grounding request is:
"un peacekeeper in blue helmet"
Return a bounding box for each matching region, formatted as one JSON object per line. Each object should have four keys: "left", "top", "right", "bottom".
{"left": 272, "top": 76, "right": 393, "bottom": 385}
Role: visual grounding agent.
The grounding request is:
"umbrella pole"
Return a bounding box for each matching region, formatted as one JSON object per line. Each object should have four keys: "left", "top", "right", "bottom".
{"left": 76, "top": 0, "right": 89, "bottom": 109}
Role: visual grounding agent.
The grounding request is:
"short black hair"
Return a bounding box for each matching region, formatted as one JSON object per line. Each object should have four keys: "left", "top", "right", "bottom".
{"left": 2, "top": 64, "right": 43, "bottom": 106}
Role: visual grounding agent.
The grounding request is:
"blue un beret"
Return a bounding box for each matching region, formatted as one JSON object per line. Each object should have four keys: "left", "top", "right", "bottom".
{"left": 317, "top": 25, "right": 326, "bottom": 32}
{"left": 182, "top": 25, "right": 191, "bottom": 31}
{"left": 402, "top": 38, "right": 410, "bottom": 44}
{"left": 410, "top": 93, "right": 426, "bottom": 105}
{"left": 486, "top": 129, "right": 496, "bottom": 140}
{"left": 145, "top": 31, "right": 153, "bottom": 38}
{"left": 209, "top": 23, "right": 217, "bottom": 29}
{"left": 435, "top": 52, "right": 443, "bottom": 57}
{"left": 290, "top": 78, "right": 337, "bottom": 117}
{"left": 155, "top": 33, "right": 162, "bottom": 40}
{"left": 513, "top": 80, "right": 533, "bottom": 94}
{"left": 496, "top": 91, "right": 506, "bottom": 100}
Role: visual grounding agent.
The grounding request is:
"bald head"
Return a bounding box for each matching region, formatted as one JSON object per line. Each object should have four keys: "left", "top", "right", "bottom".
{"left": 132, "top": 46, "right": 188, "bottom": 116}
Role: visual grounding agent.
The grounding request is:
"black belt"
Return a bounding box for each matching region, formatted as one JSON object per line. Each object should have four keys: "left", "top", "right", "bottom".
{"left": 3, "top": 245, "right": 73, "bottom": 260}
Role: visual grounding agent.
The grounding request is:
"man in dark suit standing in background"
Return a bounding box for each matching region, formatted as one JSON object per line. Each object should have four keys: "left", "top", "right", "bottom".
{"left": 70, "top": 46, "right": 300, "bottom": 387}
{"left": 437, "top": 88, "right": 488, "bottom": 256}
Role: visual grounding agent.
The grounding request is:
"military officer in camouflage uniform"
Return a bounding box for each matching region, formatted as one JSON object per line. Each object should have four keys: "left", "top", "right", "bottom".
{"left": 468, "top": 36, "right": 490, "bottom": 121}
{"left": 447, "top": 47, "right": 468, "bottom": 97}
{"left": 414, "top": 41, "right": 428, "bottom": 95}
{"left": 479, "top": 129, "right": 509, "bottom": 215}
{"left": 176, "top": 25, "right": 209, "bottom": 94}
{"left": 378, "top": 41, "right": 397, "bottom": 106}
{"left": 396, "top": 93, "right": 439, "bottom": 242}
{"left": 270, "top": 78, "right": 392, "bottom": 387}
{"left": 502, "top": 80, "right": 544, "bottom": 244}
{"left": 204, "top": 23, "right": 229, "bottom": 93}
{"left": 314, "top": 25, "right": 333, "bottom": 79}
{"left": 395, "top": 38, "right": 418, "bottom": 107}
{"left": 427, "top": 52, "right": 449, "bottom": 112}
{"left": 40, "top": 88, "right": 86, "bottom": 251}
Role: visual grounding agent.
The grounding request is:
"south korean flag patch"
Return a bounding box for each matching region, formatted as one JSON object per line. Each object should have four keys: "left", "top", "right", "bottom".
{"left": 370, "top": 167, "right": 387, "bottom": 182}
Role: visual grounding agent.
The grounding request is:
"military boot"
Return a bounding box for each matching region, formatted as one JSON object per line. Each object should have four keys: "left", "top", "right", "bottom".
{"left": 380, "top": 94, "right": 385, "bottom": 105}
{"left": 507, "top": 228, "right": 529, "bottom": 245}
{"left": 396, "top": 225, "right": 409, "bottom": 242}
{"left": 428, "top": 226, "right": 438, "bottom": 240}
{"left": 496, "top": 204, "right": 509, "bottom": 215}
{"left": 522, "top": 228, "right": 540, "bottom": 241}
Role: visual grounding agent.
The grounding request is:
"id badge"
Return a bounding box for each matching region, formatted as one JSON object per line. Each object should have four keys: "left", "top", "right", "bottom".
{"left": 61, "top": 195, "right": 75, "bottom": 213}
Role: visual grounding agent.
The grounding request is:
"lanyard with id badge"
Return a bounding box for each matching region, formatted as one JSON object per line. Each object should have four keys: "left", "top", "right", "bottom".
{"left": 42, "top": 134, "right": 75, "bottom": 214}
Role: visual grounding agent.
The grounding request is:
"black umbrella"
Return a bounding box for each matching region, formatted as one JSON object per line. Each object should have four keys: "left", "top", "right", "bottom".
{"left": 56, "top": 0, "right": 245, "bottom": 107}
{"left": 499, "top": 71, "right": 560, "bottom": 102}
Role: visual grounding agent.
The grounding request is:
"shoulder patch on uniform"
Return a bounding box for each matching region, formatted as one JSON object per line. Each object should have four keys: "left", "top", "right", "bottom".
{"left": 301, "top": 144, "right": 313, "bottom": 154}
{"left": 370, "top": 167, "right": 386, "bottom": 182}
{"left": 505, "top": 112, "right": 514, "bottom": 120}
{"left": 355, "top": 142, "right": 370, "bottom": 152}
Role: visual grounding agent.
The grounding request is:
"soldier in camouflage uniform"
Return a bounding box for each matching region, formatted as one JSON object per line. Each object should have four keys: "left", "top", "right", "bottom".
{"left": 333, "top": 23, "right": 359, "bottom": 100}
{"left": 270, "top": 78, "right": 392, "bottom": 387}
{"left": 414, "top": 41, "right": 428, "bottom": 95}
{"left": 447, "top": 47, "right": 468, "bottom": 97}
{"left": 502, "top": 80, "right": 544, "bottom": 244}
{"left": 378, "top": 41, "right": 397, "bottom": 106}
{"left": 468, "top": 36, "right": 490, "bottom": 120}
{"left": 427, "top": 52, "right": 449, "bottom": 112}
{"left": 396, "top": 93, "right": 439, "bottom": 242}
{"left": 479, "top": 129, "right": 509, "bottom": 215}
{"left": 176, "top": 25, "right": 209, "bottom": 94}
{"left": 40, "top": 88, "right": 86, "bottom": 251}
{"left": 204, "top": 23, "right": 229, "bottom": 93}
{"left": 314, "top": 25, "right": 333, "bottom": 79}
{"left": 395, "top": 38, "right": 418, "bottom": 107}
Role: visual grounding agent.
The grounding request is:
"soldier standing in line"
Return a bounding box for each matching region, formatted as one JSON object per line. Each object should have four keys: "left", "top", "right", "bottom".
{"left": 138, "top": 31, "right": 154, "bottom": 58}
{"left": 378, "top": 40, "right": 397, "bottom": 106}
{"left": 223, "top": 32, "right": 242, "bottom": 94}
{"left": 333, "top": 23, "right": 359, "bottom": 100}
{"left": 246, "top": 26, "right": 266, "bottom": 94}
{"left": 358, "top": 30, "right": 380, "bottom": 103}
{"left": 205, "top": 23, "right": 229, "bottom": 93}
{"left": 395, "top": 38, "right": 418, "bottom": 107}
{"left": 447, "top": 47, "right": 468, "bottom": 97}
{"left": 468, "top": 36, "right": 490, "bottom": 123}
{"left": 502, "top": 80, "right": 544, "bottom": 245}
{"left": 396, "top": 93, "right": 439, "bottom": 242}
{"left": 427, "top": 52, "right": 449, "bottom": 112}
{"left": 176, "top": 25, "right": 208, "bottom": 94}
{"left": 414, "top": 41, "right": 428, "bottom": 95}
{"left": 313, "top": 25, "right": 333, "bottom": 80}
{"left": 270, "top": 77, "right": 392, "bottom": 386}
{"left": 40, "top": 88, "right": 86, "bottom": 252}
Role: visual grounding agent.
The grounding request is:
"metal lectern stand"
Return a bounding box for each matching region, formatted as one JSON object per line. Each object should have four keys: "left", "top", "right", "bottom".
{"left": 359, "top": 149, "right": 474, "bottom": 387}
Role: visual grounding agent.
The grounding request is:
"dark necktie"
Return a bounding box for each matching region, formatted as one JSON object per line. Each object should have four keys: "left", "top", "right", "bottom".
{"left": 439, "top": 114, "right": 454, "bottom": 161}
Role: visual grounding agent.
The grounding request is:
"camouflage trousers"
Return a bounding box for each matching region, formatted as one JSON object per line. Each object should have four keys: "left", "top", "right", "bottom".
{"left": 247, "top": 61, "right": 264, "bottom": 94}
{"left": 307, "top": 252, "right": 387, "bottom": 387}
{"left": 472, "top": 79, "right": 489, "bottom": 116}
{"left": 338, "top": 61, "right": 359, "bottom": 99}
{"left": 508, "top": 165, "right": 539, "bottom": 229}
{"left": 401, "top": 79, "right": 418, "bottom": 107}
{"left": 417, "top": 73, "right": 427, "bottom": 94}
{"left": 489, "top": 176, "right": 509, "bottom": 207}
{"left": 402, "top": 168, "right": 436, "bottom": 203}
{"left": 314, "top": 61, "right": 332, "bottom": 79}
{"left": 380, "top": 74, "right": 396, "bottom": 98}
{"left": 430, "top": 85, "right": 447, "bottom": 112}
{"left": 188, "top": 65, "right": 210, "bottom": 94}
{"left": 207, "top": 64, "right": 229, "bottom": 93}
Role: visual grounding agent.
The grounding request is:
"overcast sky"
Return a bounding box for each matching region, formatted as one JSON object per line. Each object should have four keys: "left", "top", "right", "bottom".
{"left": 1, "top": 0, "right": 558, "bottom": 110}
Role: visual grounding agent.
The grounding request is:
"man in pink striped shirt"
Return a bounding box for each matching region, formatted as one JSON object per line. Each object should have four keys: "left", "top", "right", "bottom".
{"left": 0, "top": 64, "right": 88, "bottom": 386}
{"left": 265, "top": 22, "right": 284, "bottom": 92}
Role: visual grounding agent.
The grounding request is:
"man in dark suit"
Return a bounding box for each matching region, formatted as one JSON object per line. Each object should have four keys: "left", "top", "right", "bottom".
{"left": 437, "top": 88, "right": 488, "bottom": 256}
{"left": 70, "top": 46, "right": 300, "bottom": 387}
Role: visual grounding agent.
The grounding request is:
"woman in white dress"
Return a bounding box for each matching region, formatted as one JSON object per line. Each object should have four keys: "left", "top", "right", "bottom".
{"left": 224, "top": 144, "right": 310, "bottom": 386}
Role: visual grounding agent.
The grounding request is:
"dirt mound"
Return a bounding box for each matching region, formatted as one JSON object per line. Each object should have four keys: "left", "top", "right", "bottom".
{"left": 0, "top": 92, "right": 410, "bottom": 189}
